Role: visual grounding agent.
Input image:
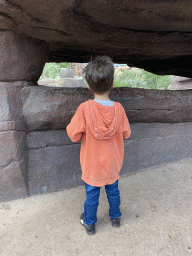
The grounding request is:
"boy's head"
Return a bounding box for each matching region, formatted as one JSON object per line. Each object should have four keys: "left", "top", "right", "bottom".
{"left": 82, "top": 55, "right": 114, "bottom": 98}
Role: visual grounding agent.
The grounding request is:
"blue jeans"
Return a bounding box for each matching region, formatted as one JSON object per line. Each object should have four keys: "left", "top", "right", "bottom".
{"left": 83, "top": 179, "right": 122, "bottom": 225}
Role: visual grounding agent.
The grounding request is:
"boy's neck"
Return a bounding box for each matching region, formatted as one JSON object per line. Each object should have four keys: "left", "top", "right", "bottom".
{"left": 94, "top": 93, "right": 110, "bottom": 101}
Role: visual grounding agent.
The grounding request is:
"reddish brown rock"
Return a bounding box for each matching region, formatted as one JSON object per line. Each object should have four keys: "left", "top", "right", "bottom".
{"left": 0, "top": 31, "right": 48, "bottom": 84}
{"left": 1, "top": 0, "right": 192, "bottom": 79}
{"left": 0, "top": 82, "right": 28, "bottom": 202}
{"left": 1, "top": 0, "right": 192, "bottom": 202}
{"left": 22, "top": 86, "right": 192, "bottom": 133}
{"left": 1, "top": 81, "right": 192, "bottom": 202}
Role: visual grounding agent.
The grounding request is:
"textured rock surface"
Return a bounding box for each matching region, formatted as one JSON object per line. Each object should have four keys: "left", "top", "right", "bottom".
{"left": 168, "top": 76, "right": 192, "bottom": 90}
{"left": 1, "top": 0, "right": 192, "bottom": 79}
{"left": 0, "top": 82, "right": 28, "bottom": 202}
{"left": 0, "top": 31, "right": 48, "bottom": 84}
{"left": 22, "top": 86, "right": 192, "bottom": 132}
{"left": 0, "top": 81, "right": 192, "bottom": 202}
{"left": 1, "top": 0, "right": 192, "bottom": 202}
{"left": 27, "top": 123, "right": 192, "bottom": 197}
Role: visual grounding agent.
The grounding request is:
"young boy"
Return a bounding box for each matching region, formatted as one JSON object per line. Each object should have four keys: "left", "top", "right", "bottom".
{"left": 66, "top": 55, "right": 131, "bottom": 235}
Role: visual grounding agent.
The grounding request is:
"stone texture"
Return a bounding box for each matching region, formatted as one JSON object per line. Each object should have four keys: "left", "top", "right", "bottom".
{"left": 1, "top": 1, "right": 192, "bottom": 79}
{"left": 60, "top": 68, "right": 75, "bottom": 78}
{"left": 27, "top": 136, "right": 83, "bottom": 196}
{"left": 1, "top": 0, "right": 192, "bottom": 202}
{"left": 168, "top": 76, "right": 192, "bottom": 90}
{"left": 0, "top": 81, "right": 29, "bottom": 202}
{"left": 38, "top": 77, "right": 87, "bottom": 88}
{"left": 0, "top": 31, "right": 49, "bottom": 84}
{"left": 0, "top": 131, "right": 24, "bottom": 167}
{"left": 22, "top": 86, "right": 192, "bottom": 133}
{"left": 0, "top": 156, "right": 28, "bottom": 202}
{"left": 26, "top": 123, "right": 192, "bottom": 197}
{"left": 0, "top": 80, "right": 192, "bottom": 201}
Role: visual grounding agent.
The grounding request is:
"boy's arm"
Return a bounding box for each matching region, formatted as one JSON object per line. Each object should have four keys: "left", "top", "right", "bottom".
{"left": 66, "top": 104, "right": 85, "bottom": 142}
{"left": 122, "top": 108, "right": 131, "bottom": 140}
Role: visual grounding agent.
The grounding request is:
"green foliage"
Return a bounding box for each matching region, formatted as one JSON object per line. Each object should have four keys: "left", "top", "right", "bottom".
{"left": 39, "top": 62, "right": 171, "bottom": 90}
{"left": 114, "top": 68, "right": 171, "bottom": 90}
{"left": 39, "top": 62, "right": 71, "bottom": 80}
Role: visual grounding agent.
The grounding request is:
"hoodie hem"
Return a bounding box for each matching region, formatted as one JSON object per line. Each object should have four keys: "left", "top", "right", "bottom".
{"left": 81, "top": 173, "right": 120, "bottom": 187}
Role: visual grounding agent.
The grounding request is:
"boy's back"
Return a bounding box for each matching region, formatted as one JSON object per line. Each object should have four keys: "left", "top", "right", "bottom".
{"left": 66, "top": 98, "right": 131, "bottom": 187}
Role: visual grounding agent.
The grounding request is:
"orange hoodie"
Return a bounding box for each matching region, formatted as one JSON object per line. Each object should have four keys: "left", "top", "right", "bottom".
{"left": 66, "top": 99, "right": 131, "bottom": 187}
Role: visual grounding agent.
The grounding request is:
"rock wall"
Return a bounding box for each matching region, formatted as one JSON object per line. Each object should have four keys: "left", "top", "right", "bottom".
{"left": 0, "top": 30, "right": 49, "bottom": 202}
{"left": 27, "top": 121, "right": 192, "bottom": 198}
{"left": 2, "top": 0, "right": 192, "bottom": 79}
{"left": 1, "top": 81, "right": 192, "bottom": 203}
{"left": 0, "top": 29, "right": 192, "bottom": 203}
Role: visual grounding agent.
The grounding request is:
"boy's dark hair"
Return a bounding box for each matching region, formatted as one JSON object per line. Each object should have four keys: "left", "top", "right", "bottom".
{"left": 82, "top": 55, "right": 114, "bottom": 94}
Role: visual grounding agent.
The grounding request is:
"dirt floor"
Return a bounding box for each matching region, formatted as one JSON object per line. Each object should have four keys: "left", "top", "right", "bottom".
{"left": 1, "top": 158, "right": 192, "bottom": 256}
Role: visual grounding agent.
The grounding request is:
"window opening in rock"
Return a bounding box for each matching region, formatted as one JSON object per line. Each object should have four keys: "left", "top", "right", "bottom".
{"left": 38, "top": 62, "right": 172, "bottom": 90}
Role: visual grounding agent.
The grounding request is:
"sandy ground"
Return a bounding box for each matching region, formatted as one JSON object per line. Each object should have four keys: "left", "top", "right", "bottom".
{"left": 1, "top": 158, "right": 192, "bottom": 256}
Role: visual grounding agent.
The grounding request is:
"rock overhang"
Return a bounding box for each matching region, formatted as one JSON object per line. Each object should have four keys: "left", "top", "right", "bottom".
{"left": 1, "top": 0, "right": 192, "bottom": 78}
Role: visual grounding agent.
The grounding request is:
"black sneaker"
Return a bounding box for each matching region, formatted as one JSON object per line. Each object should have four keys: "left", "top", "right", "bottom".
{"left": 110, "top": 217, "right": 120, "bottom": 227}
{"left": 80, "top": 213, "right": 96, "bottom": 235}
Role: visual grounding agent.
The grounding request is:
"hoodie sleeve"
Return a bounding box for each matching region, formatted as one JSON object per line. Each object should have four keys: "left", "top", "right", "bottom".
{"left": 66, "top": 103, "right": 86, "bottom": 142}
{"left": 122, "top": 108, "right": 131, "bottom": 140}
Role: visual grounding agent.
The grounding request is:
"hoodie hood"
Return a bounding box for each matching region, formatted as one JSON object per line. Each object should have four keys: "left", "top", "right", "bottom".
{"left": 86, "top": 99, "right": 120, "bottom": 140}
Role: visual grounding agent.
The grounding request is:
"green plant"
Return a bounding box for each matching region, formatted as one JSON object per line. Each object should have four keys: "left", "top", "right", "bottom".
{"left": 39, "top": 62, "right": 71, "bottom": 80}
{"left": 114, "top": 68, "right": 171, "bottom": 90}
